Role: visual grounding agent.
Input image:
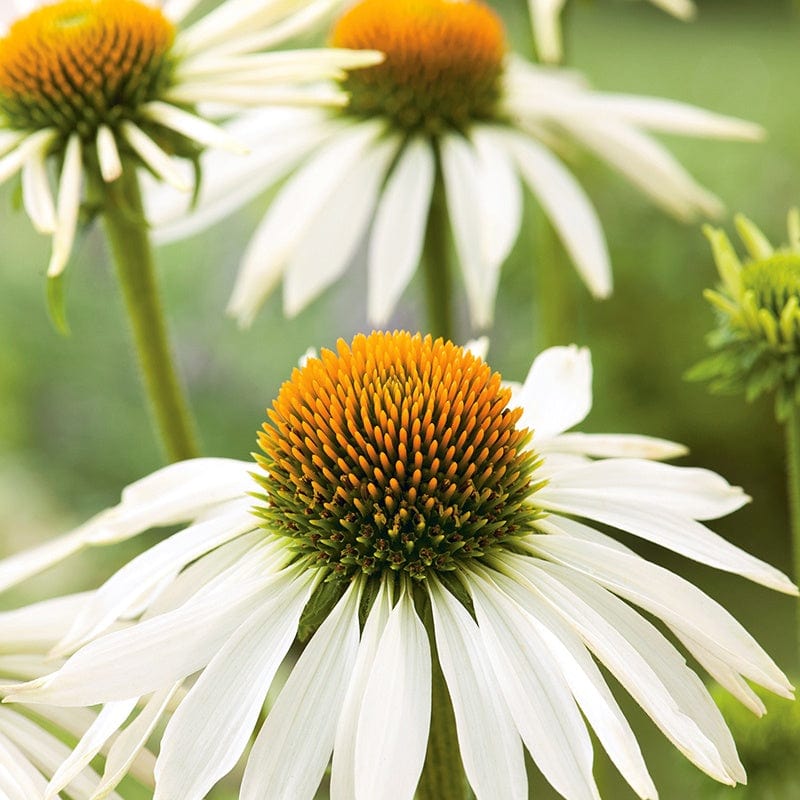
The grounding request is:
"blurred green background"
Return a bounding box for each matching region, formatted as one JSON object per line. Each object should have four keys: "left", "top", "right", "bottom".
{"left": 1, "top": 0, "right": 798, "bottom": 797}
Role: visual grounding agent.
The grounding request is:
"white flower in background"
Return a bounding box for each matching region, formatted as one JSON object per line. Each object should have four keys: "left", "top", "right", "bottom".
{"left": 3, "top": 331, "right": 795, "bottom": 800}
{"left": 529, "top": 0, "right": 697, "bottom": 64}
{"left": 149, "top": 0, "right": 760, "bottom": 330}
{"left": 0, "top": 0, "right": 380, "bottom": 277}
{"left": 0, "top": 593, "right": 156, "bottom": 800}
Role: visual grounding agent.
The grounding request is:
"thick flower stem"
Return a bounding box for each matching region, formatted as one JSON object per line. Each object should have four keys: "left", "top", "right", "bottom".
{"left": 422, "top": 170, "right": 455, "bottom": 342}
{"left": 417, "top": 615, "right": 468, "bottom": 800}
{"left": 102, "top": 167, "right": 200, "bottom": 462}
{"left": 785, "top": 404, "right": 800, "bottom": 658}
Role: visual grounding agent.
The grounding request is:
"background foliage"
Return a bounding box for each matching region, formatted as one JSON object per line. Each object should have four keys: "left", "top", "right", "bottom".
{"left": 0, "top": 0, "right": 798, "bottom": 797}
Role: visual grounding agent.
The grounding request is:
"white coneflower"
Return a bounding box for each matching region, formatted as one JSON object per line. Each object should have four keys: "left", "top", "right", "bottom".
{"left": 528, "top": 0, "right": 696, "bottom": 64}
{"left": 0, "top": 593, "right": 156, "bottom": 799}
{"left": 148, "top": 0, "right": 760, "bottom": 332}
{"left": 3, "top": 332, "right": 795, "bottom": 800}
{"left": 0, "top": 0, "right": 381, "bottom": 277}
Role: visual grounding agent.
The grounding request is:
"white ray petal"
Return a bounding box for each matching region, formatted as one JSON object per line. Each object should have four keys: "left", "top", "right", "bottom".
{"left": 649, "top": 0, "right": 696, "bottom": 20}
{"left": 228, "top": 120, "right": 384, "bottom": 326}
{"left": 528, "top": 0, "right": 568, "bottom": 63}
{"left": 355, "top": 586, "right": 431, "bottom": 800}
{"left": 544, "top": 432, "right": 687, "bottom": 461}
{"left": 367, "top": 138, "right": 435, "bottom": 325}
{"left": 96, "top": 126, "right": 122, "bottom": 183}
{"left": 517, "top": 345, "right": 592, "bottom": 441}
{"left": 142, "top": 101, "right": 247, "bottom": 154}
{"left": 283, "top": 133, "right": 399, "bottom": 317}
{"left": 530, "top": 535, "right": 794, "bottom": 697}
{"left": 429, "top": 579, "right": 528, "bottom": 800}
{"left": 22, "top": 146, "right": 56, "bottom": 233}
{"left": 536, "top": 490, "right": 798, "bottom": 594}
{"left": 0, "top": 593, "right": 88, "bottom": 650}
{"left": 440, "top": 133, "right": 496, "bottom": 328}
{"left": 499, "top": 128, "right": 612, "bottom": 298}
{"left": 330, "top": 579, "right": 393, "bottom": 800}
{"left": 467, "top": 572, "right": 600, "bottom": 800}
{"left": 241, "top": 580, "right": 362, "bottom": 800}
{"left": 524, "top": 562, "right": 746, "bottom": 784}
{"left": 120, "top": 122, "right": 190, "bottom": 192}
{"left": 48, "top": 133, "right": 83, "bottom": 277}
{"left": 161, "top": 0, "right": 204, "bottom": 22}
{"left": 0, "top": 129, "right": 57, "bottom": 185}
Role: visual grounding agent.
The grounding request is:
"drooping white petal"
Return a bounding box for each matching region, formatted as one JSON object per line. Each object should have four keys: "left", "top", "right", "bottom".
{"left": 96, "top": 126, "right": 123, "bottom": 183}
{"left": 120, "top": 122, "right": 190, "bottom": 192}
{"left": 142, "top": 101, "right": 247, "bottom": 154}
{"left": 0, "top": 728, "right": 49, "bottom": 800}
{"left": 536, "top": 489, "right": 798, "bottom": 594}
{"left": 0, "top": 593, "right": 89, "bottom": 650}
{"left": 545, "top": 458, "right": 749, "bottom": 520}
{"left": 428, "top": 578, "right": 528, "bottom": 800}
{"left": 355, "top": 586, "right": 431, "bottom": 800}
{"left": 649, "top": 0, "right": 696, "bottom": 20}
{"left": 544, "top": 432, "right": 687, "bottom": 461}
{"left": 241, "top": 580, "right": 362, "bottom": 800}
{"left": 529, "top": 534, "right": 794, "bottom": 697}
{"left": 48, "top": 133, "right": 83, "bottom": 277}
{"left": 486, "top": 561, "right": 657, "bottom": 799}
{"left": 0, "top": 129, "right": 57, "bottom": 185}
{"left": 523, "top": 562, "right": 745, "bottom": 785}
{"left": 283, "top": 134, "right": 399, "bottom": 317}
{"left": 22, "top": 146, "right": 56, "bottom": 233}
{"left": 45, "top": 701, "right": 136, "bottom": 800}
{"left": 330, "top": 579, "right": 393, "bottom": 800}
{"left": 228, "top": 120, "right": 385, "bottom": 326}
{"left": 154, "top": 569, "right": 315, "bottom": 800}
{"left": 528, "top": 0, "right": 568, "bottom": 63}
{"left": 161, "top": 0, "right": 205, "bottom": 22}
{"left": 440, "top": 133, "right": 497, "bottom": 328}
{"left": 499, "top": 129, "right": 613, "bottom": 298}
{"left": 367, "top": 138, "right": 435, "bottom": 325}
{"left": 466, "top": 571, "right": 600, "bottom": 800}
{"left": 517, "top": 345, "right": 592, "bottom": 441}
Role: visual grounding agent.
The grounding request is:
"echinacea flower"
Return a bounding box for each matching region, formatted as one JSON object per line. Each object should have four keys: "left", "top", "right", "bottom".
{"left": 149, "top": 0, "right": 761, "bottom": 330}
{"left": 0, "top": 593, "right": 156, "bottom": 800}
{"left": 527, "top": 0, "right": 696, "bottom": 64}
{"left": 3, "top": 331, "right": 795, "bottom": 800}
{"left": 0, "top": 0, "right": 381, "bottom": 277}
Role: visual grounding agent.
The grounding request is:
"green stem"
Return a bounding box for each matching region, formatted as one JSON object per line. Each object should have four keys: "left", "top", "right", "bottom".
{"left": 102, "top": 166, "right": 200, "bottom": 462}
{"left": 534, "top": 207, "right": 576, "bottom": 350}
{"left": 785, "top": 404, "right": 800, "bottom": 661}
{"left": 422, "top": 170, "right": 454, "bottom": 342}
{"left": 417, "top": 609, "right": 469, "bottom": 800}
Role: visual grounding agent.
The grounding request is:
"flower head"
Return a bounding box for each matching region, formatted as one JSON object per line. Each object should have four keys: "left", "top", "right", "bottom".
{"left": 0, "top": 0, "right": 381, "bottom": 278}
{"left": 690, "top": 210, "right": 800, "bottom": 419}
{"left": 0, "top": 593, "right": 156, "bottom": 799}
{"left": 150, "top": 0, "right": 762, "bottom": 329}
{"left": 527, "top": 0, "right": 697, "bottom": 65}
{"left": 2, "top": 332, "right": 795, "bottom": 800}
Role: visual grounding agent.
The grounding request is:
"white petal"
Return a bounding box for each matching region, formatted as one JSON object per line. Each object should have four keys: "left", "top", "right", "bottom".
{"left": 523, "top": 562, "right": 745, "bottom": 784}
{"left": 536, "top": 489, "right": 798, "bottom": 594}
{"left": 0, "top": 528, "right": 87, "bottom": 595}
{"left": 0, "top": 129, "right": 57, "bottom": 185}
{"left": 120, "top": 122, "right": 190, "bottom": 192}
{"left": 227, "top": 120, "right": 385, "bottom": 326}
{"left": 45, "top": 701, "right": 136, "bottom": 800}
{"left": 0, "top": 593, "right": 89, "bottom": 649}
{"left": 355, "top": 586, "right": 431, "bottom": 800}
{"left": 96, "top": 126, "right": 122, "bottom": 183}
{"left": 528, "top": 0, "right": 568, "bottom": 63}
{"left": 240, "top": 580, "right": 362, "bottom": 800}
{"left": 367, "top": 138, "right": 435, "bottom": 325}
{"left": 142, "top": 101, "right": 247, "bottom": 154}
{"left": 467, "top": 572, "right": 600, "bottom": 800}
{"left": 330, "top": 579, "right": 393, "bottom": 800}
{"left": 428, "top": 579, "right": 528, "bottom": 800}
{"left": 487, "top": 561, "right": 657, "bottom": 799}
{"left": 440, "top": 133, "right": 496, "bottom": 328}
{"left": 546, "top": 458, "right": 749, "bottom": 520}
{"left": 499, "top": 129, "right": 612, "bottom": 298}
{"left": 517, "top": 345, "right": 592, "bottom": 441}
{"left": 22, "top": 146, "right": 56, "bottom": 233}
{"left": 544, "top": 432, "right": 687, "bottom": 461}
{"left": 283, "top": 134, "right": 399, "bottom": 317}
{"left": 48, "top": 133, "right": 83, "bottom": 277}
{"left": 649, "top": 0, "right": 696, "bottom": 20}
{"left": 530, "top": 534, "right": 794, "bottom": 697}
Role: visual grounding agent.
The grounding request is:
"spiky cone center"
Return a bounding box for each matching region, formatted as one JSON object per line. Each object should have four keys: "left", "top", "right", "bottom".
{"left": 255, "top": 331, "right": 542, "bottom": 584}
{"left": 330, "top": 0, "right": 506, "bottom": 135}
{"left": 0, "top": 0, "right": 175, "bottom": 138}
